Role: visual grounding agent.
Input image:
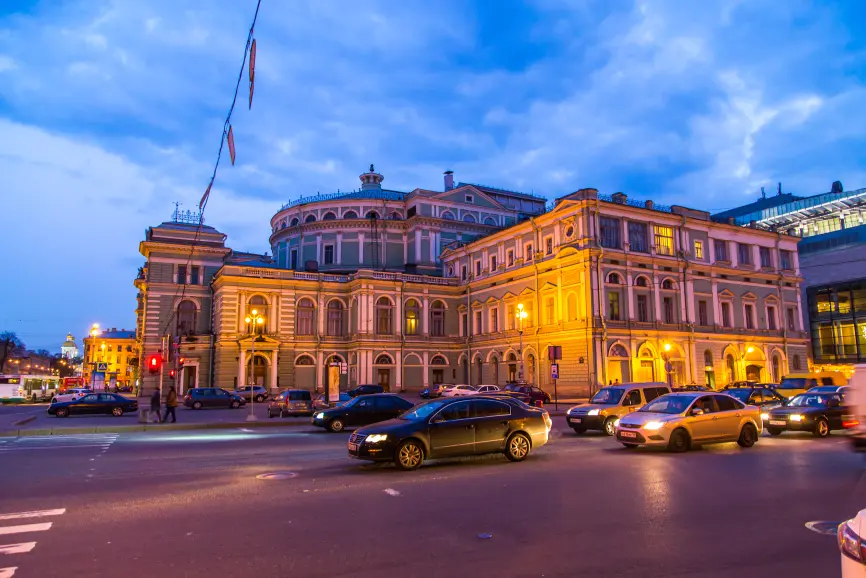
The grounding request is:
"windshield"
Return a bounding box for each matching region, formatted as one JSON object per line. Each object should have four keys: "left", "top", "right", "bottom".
{"left": 639, "top": 395, "right": 693, "bottom": 415}
{"left": 808, "top": 386, "right": 836, "bottom": 393}
{"left": 726, "top": 389, "right": 752, "bottom": 402}
{"left": 591, "top": 387, "right": 625, "bottom": 405}
{"left": 786, "top": 394, "right": 830, "bottom": 408}
{"left": 779, "top": 378, "right": 807, "bottom": 389}
{"left": 342, "top": 397, "right": 361, "bottom": 408}
{"left": 400, "top": 400, "right": 447, "bottom": 420}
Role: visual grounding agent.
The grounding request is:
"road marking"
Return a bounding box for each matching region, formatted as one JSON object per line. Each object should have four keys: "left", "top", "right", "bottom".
{"left": 383, "top": 488, "right": 401, "bottom": 496}
{"left": 0, "top": 524, "right": 52, "bottom": 536}
{"left": 0, "top": 543, "right": 35, "bottom": 555}
{"left": 0, "top": 509, "right": 65, "bottom": 521}
{"left": 0, "top": 567, "right": 17, "bottom": 578}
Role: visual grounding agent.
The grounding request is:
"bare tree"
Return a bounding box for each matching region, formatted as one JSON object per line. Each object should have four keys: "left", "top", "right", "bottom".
{"left": 0, "top": 332, "right": 25, "bottom": 373}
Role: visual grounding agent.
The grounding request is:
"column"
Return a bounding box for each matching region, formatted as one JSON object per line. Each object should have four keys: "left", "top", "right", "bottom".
{"left": 429, "top": 230, "right": 436, "bottom": 262}
{"left": 422, "top": 297, "right": 429, "bottom": 335}
{"left": 395, "top": 352, "right": 403, "bottom": 391}
{"left": 708, "top": 238, "right": 716, "bottom": 262}
{"left": 711, "top": 281, "right": 720, "bottom": 327}
{"left": 359, "top": 232, "right": 365, "bottom": 264}
{"left": 679, "top": 276, "right": 688, "bottom": 322}
{"left": 368, "top": 293, "right": 375, "bottom": 334}
{"left": 336, "top": 233, "right": 343, "bottom": 264}
{"left": 238, "top": 350, "right": 246, "bottom": 389}
{"left": 317, "top": 294, "right": 326, "bottom": 335}
{"left": 730, "top": 242, "right": 739, "bottom": 268}
{"left": 686, "top": 279, "right": 696, "bottom": 324}
{"left": 514, "top": 237, "right": 520, "bottom": 261}
{"left": 752, "top": 245, "right": 761, "bottom": 271}
{"left": 626, "top": 272, "right": 635, "bottom": 319}
{"left": 415, "top": 230, "right": 422, "bottom": 263}
{"left": 394, "top": 295, "right": 402, "bottom": 337}
{"left": 402, "top": 233, "right": 408, "bottom": 264}
{"left": 653, "top": 275, "right": 662, "bottom": 322}
{"left": 269, "top": 294, "right": 277, "bottom": 334}
{"left": 316, "top": 233, "right": 323, "bottom": 264}
{"left": 795, "top": 290, "right": 804, "bottom": 331}
{"left": 238, "top": 291, "right": 246, "bottom": 334}
{"left": 270, "top": 349, "right": 278, "bottom": 391}
{"left": 422, "top": 351, "right": 429, "bottom": 388}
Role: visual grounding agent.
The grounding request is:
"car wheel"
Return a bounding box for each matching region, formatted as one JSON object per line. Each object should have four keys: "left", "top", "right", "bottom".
{"left": 230, "top": 400, "right": 240, "bottom": 409}
{"left": 814, "top": 417, "right": 830, "bottom": 438}
{"left": 394, "top": 439, "right": 424, "bottom": 471}
{"left": 255, "top": 395, "right": 265, "bottom": 403}
{"left": 737, "top": 423, "right": 758, "bottom": 448}
{"left": 667, "top": 428, "right": 690, "bottom": 453}
{"left": 192, "top": 401, "right": 203, "bottom": 410}
{"left": 622, "top": 443, "right": 638, "bottom": 449}
{"left": 56, "top": 407, "right": 69, "bottom": 418}
{"left": 767, "top": 427, "right": 783, "bottom": 436}
{"left": 602, "top": 417, "right": 617, "bottom": 436}
{"left": 329, "top": 418, "right": 345, "bottom": 433}
{"left": 505, "top": 432, "right": 531, "bottom": 462}
{"left": 571, "top": 426, "right": 587, "bottom": 434}
{"left": 111, "top": 406, "right": 124, "bottom": 417}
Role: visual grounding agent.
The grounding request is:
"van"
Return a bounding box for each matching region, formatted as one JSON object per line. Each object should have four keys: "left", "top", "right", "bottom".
{"left": 846, "top": 365, "right": 866, "bottom": 452}
{"left": 267, "top": 389, "right": 313, "bottom": 418}
{"left": 776, "top": 371, "right": 848, "bottom": 399}
{"left": 565, "top": 382, "right": 672, "bottom": 436}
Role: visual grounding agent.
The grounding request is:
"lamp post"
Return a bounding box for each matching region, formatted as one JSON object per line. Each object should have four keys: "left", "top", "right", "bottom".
{"left": 662, "top": 342, "right": 673, "bottom": 387}
{"left": 244, "top": 309, "right": 264, "bottom": 422}
{"left": 516, "top": 303, "right": 528, "bottom": 382}
{"left": 89, "top": 324, "right": 100, "bottom": 388}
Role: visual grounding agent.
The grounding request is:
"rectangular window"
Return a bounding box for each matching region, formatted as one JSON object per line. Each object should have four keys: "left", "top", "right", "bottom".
{"left": 490, "top": 255, "right": 497, "bottom": 271}
{"left": 507, "top": 304, "right": 515, "bottom": 330}
{"left": 608, "top": 292, "right": 621, "bottom": 321}
{"left": 738, "top": 243, "right": 751, "bottom": 265}
{"left": 780, "top": 250, "right": 793, "bottom": 270}
{"left": 324, "top": 245, "right": 334, "bottom": 265}
{"left": 461, "top": 265, "right": 468, "bottom": 281}
{"left": 760, "top": 247, "right": 771, "bottom": 268}
{"left": 190, "top": 266, "right": 200, "bottom": 285}
{"left": 474, "top": 311, "right": 482, "bottom": 335}
{"left": 745, "top": 304, "right": 755, "bottom": 329}
{"left": 475, "top": 260, "right": 482, "bottom": 276}
{"left": 694, "top": 240, "right": 704, "bottom": 260}
{"left": 545, "top": 298, "right": 555, "bottom": 325}
{"left": 654, "top": 225, "right": 674, "bottom": 256}
{"left": 767, "top": 306, "right": 777, "bottom": 330}
{"left": 290, "top": 249, "right": 298, "bottom": 270}
{"left": 507, "top": 250, "right": 514, "bottom": 266}
{"left": 461, "top": 313, "right": 468, "bottom": 337}
{"left": 599, "top": 217, "right": 621, "bottom": 249}
{"left": 628, "top": 222, "right": 648, "bottom": 253}
{"left": 698, "top": 300, "right": 708, "bottom": 325}
{"left": 787, "top": 307, "right": 797, "bottom": 330}
{"left": 721, "top": 302, "right": 732, "bottom": 327}
{"left": 663, "top": 297, "right": 675, "bottom": 324}
{"left": 430, "top": 308, "right": 445, "bottom": 337}
{"left": 545, "top": 237, "right": 553, "bottom": 255}
{"left": 490, "top": 308, "right": 498, "bottom": 333}
{"left": 714, "top": 240, "right": 728, "bottom": 262}
{"left": 636, "top": 294, "right": 649, "bottom": 323}
{"left": 177, "top": 265, "right": 187, "bottom": 285}
{"left": 525, "top": 244, "right": 534, "bottom": 261}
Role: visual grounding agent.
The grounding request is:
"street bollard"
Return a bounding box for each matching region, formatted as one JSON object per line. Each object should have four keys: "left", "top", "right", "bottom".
{"left": 138, "top": 408, "right": 149, "bottom": 423}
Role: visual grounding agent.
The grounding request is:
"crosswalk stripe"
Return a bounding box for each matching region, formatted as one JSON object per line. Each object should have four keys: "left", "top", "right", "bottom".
{"left": 0, "top": 509, "right": 65, "bottom": 521}
{"left": 0, "top": 543, "right": 35, "bottom": 555}
{"left": 0, "top": 567, "right": 17, "bottom": 578}
{"left": 0, "top": 524, "right": 52, "bottom": 536}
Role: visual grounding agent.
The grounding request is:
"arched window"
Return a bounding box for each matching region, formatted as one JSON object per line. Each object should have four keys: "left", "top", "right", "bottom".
{"left": 290, "top": 217, "right": 299, "bottom": 227}
{"left": 635, "top": 276, "right": 649, "bottom": 287}
{"left": 323, "top": 212, "right": 337, "bottom": 220}
{"left": 375, "top": 353, "right": 393, "bottom": 364}
{"left": 430, "top": 355, "right": 447, "bottom": 365}
{"left": 704, "top": 350, "right": 713, "bottom": 369}
{"left": 304, "top": 214, "right": 316, "bottom": 223}
{"left": 430, "top": 300, "right": 446, "bottom": 336}
{"left": 483, "top": 217, "right": 497, "bottom": 226}
{"left": 247, "top": 295, "right": 268, "bottom": 335}
{"left": 280, "top": 222, "right": 287, "bottom": 229}
{"left": 662, "top": 279, "right": 675, "bottom": 290}
{"left": 296, "top": 298, "right": 316, "bottom": 336}
{"left": 326, "top": 300, "right": 344, "bottom": 336}
{"left": 567, "top": 293, "right": 578, "bottom": 321}
{"left": 366, "top": 211, "right": 380, "bottom": 219}
{"left": 792, "top": 354, "right": 802, "bottom": 371}
{"left": 607, "top": 272, "right": 622, "bottom": 284}
{"left": 725, "top": 354, "right": 736, "bottom": 384}
{"left": 463, "top": 214, "right": 476, "bottom": 223}
{"left": 441, "top": 211, "right": 455, "bottom": 220}
{"left": 447, "top": 266, "right": 454, "bottom": 277}
{"left": 771, "top": 354, "right": 781, "bottom": 383}
{"left": 176, "top": 300, "right": 197, "bottom": 336}
{"left": 295, "top": 354, "right": 315, "bottom": 365}
{"left": 343, "top": 210, "right": 358, "bottom": 219}
{"left": 404, "top": 299, "right": 420, "bottom": 335}
{"left": 376, "top": 297, "right": 393, "bottom": 335}
{"left": 389, "top": 211, "right": 402, "bottom": 220}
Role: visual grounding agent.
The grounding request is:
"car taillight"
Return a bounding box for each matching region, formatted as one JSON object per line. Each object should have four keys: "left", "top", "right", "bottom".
{"left": 542, "top": 412, "right": 552, "bottom": 430}
{"left": 838, "top": 521, "right": 865, "bottom": 562}
{"left": 843, "top": 415, "right": 860, "bottom": 429}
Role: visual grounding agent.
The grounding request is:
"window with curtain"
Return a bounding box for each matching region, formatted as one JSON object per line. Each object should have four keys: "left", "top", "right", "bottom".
{"left": 176, "top": 300, "right": 197, "bottom": 336}
{"left": 654, "top": 226, "right": 674, "bottom": 255}
{"left": 376, "top": 297, "right": 393, "bottom": 335}
{"left": 296, "top": 298, "right": 315, "bottom": 336}
{"left": 430, "top": 301, "right": 446, "bottom": 336}
{"left": 628, "top": 222, "right": 648, "bottom": 253}
{"left": 714, "top": 240, "right": 728, "bottom": 262}
{"left": 405, "top": 299, "right": 420, "bottom": 335}
{"left": 599, "top": 217, "right": 621, "bottom": 249}
{"left": 326, "top": 301, "right": 344, "bottom": 336}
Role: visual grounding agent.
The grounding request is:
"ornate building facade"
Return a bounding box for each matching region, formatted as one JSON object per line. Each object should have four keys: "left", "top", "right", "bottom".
{"left": 135, "top": 168, "right": 809, "bottom": 399}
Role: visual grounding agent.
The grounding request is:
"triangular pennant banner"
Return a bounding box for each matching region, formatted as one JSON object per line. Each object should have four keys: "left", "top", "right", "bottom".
{"left": 227, "top": 125, "right": 236, "bottom": 165}
{"left": 199, "top": 179, "right": 213, "bottom": 210}
{"left": 249, "top": 38, "right": 256, "bottom": 83}
{"left": 249, "top": 77, "right": 255, "bottom": 109}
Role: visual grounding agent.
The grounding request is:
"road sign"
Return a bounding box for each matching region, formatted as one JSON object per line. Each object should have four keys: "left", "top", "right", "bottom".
{"left": 548, "top": 346, "right": 562, "bottom": 361}
{"left": 96, "top": 362, "right": 108, "bottom": 372}
{"left": 550, "top": 363, "right": 559, "bottom": 380}
{"left": 339, "top": 362, "right": 348, "bottom": 375}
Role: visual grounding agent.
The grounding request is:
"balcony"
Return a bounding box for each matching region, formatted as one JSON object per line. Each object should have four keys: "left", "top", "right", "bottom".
{"left": 220, "top": 266, "right": 460, "bottom": 287}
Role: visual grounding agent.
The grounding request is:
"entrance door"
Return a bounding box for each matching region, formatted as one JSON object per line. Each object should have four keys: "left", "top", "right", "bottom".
{"left": 636, "top": 360, "right": 655, "bottom": 382}
{"left": 431, "top": 369, "right": 444, "bottom": 385}
{"left": 182, "top": 366, "right": 197, "bottom": 396}
{"left": 377, "top": 369, "right": 390, "bottom": 392}
{"left": 745, "top": 364, "right": 762, "bottom": 382}
{"left": 247, "top": 355, "right": 267, "bottom": 387}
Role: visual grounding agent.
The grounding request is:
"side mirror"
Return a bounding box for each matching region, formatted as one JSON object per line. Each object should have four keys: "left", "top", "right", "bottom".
{"left": 828, "top": 399, "right": 841, "bottom": 408}
{"left": 691, "top": 408, "right": 704, "bottom": 416}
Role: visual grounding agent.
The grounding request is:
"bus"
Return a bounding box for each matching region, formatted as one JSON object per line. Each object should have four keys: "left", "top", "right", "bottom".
{"left": 0, "top": 375, "right": 61, "bottom": 402}
{"left": 60, "top": 377, "right": 87, "bottom": 392}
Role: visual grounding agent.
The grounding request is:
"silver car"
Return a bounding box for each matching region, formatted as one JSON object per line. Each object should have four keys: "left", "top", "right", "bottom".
{"left": 234, "top": 385, "right": 269, "bottom": 403}
{"left": 614, "top": 392, "right": 763, "bottom": 452}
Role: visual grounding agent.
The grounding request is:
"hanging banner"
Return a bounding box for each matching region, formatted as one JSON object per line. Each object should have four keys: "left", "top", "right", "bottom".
{"left": 227, "top": 125, "right": 236, "bottom": 165}
{"left": 249, "top": 38, "right": 256, "bottom": 82}
{"left": 249, "top": 77, "right": 255, "bottom": 109}
{"left": 199, "top": 178, "right": 213, "bottom": 210}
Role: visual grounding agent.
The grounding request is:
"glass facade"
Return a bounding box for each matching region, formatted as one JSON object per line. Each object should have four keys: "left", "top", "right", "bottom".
{"left": 807, "top": 279, "right": 866, "bottom": 363}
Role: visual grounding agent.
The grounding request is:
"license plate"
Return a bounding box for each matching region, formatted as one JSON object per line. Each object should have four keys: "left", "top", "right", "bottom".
{"left": 620, "top": 431, "right": 636, "bottom": 438}
{"left": 348, "top": 442, "right": 358, "bottom": 452}
{"left": 769, "top": 420, "right": 786, "bottom": 426}
{"left": 568, "top": 418, "right": 582, "bottom": 423}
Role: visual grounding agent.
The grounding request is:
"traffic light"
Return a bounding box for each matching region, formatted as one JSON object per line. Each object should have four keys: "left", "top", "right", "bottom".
{"left": 178, "top": 357, "right": 185, "bottom": 366}
{"left": 147, "top": 354, "right": 162, "bottom": 374}
{"left": 168, "top": 369, "right": 176, "bottom": 379}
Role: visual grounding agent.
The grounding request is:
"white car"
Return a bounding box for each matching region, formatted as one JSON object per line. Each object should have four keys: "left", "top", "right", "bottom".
{"left": 839, "top": 508, "right": 866, "bottom": 576}
{"left": 51, "top": 388, "right": 92, "bottom": 403}
{"left": 442, "top": 385, "right": 477, "bottom": 397}
{"left": 474, "top": 385, "right": 501, "bottom": 395}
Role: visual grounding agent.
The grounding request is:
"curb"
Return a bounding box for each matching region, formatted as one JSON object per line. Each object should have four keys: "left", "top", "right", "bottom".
{"left": 0, "top": 419, "right": 311, "bottom": 438}
{"left": 11, "top": 415, "right": 37, "bottom": 426}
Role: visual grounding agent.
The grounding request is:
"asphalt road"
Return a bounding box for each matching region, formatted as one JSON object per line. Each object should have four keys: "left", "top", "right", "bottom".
{"left": 0, "top": 422, "right": 861, "bottom": 578}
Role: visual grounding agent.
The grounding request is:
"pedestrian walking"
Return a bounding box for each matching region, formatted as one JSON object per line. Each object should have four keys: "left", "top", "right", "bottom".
{"left": 150, "top": 389, "right": 161, "bottom": 423}
{"left": 162, "top": 386, "right": 178, "bottom": 423}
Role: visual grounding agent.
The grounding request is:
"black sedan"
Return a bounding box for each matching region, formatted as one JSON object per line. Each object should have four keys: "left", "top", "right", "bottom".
{"left": 347, "top": 384, "right": 384, "bottom": 397}
{"left": 312, "top": 393, "right": 414, "bottom": 432}
{"left": 725, "top": 386, "right": 788, "bottom": 411}
{"left": 347, "top": 396, "right": 552, "bottom": 471}
{"left": 765, "top": 393, "right": 848, "bottom": 437}
{"left": 48, "top": 393, "right": 138, "bottom": 418}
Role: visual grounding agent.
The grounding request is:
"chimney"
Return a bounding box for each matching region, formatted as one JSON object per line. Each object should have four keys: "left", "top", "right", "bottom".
{"left": 444, "top": 170, "right": 454, "bottom": 191}
{"left": 611, "top": 192, "right": 627, "bottom": 204}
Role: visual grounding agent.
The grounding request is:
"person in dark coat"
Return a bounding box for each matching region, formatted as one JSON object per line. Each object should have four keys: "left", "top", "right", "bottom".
{"left": 162, "top": 386, "right": 178, "bottom": 423}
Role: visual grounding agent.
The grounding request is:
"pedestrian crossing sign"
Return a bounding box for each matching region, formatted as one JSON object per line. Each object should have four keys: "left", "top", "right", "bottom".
{"left": 96, "top": 362, "right": 108, "bottom": 371}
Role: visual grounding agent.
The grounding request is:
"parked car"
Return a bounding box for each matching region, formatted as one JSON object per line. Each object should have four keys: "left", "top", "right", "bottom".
{"left": 724, "top": 381, "right": 758, "bottom": 389}
{"left": 313, "top": 392, "right": 352, "bottom": 409}
{"left": 839, "top": 508, "right": 866, "bottom": 576}
{"left": 765, "top": 392, "right": 849, "bottom": 437}
{"left": 474, "top": 385, "right": 501, "bottom": 394}
{"left": 183, "top": 387, "right": 246, "bottom": 409}
{"left": 234, "top": 385, "right": 269, "bottom": 403}
{"left": 268, "top": 389, "right": 314, "bottom": 417}
{"left": 614, "top": 392, "right": 762, "bottom": 452}
{"left": 672, "top": 385, "right": 711, "bottom": 392}
{"left": 51, "top": 388, "right": 92, "bottom": 404}
{"left": 312, "top": 393, "right": 415, "bottom": 432}
{"left": 807, "top": 385, "right": 850, "bottom": 395}
{"left": 347, "top": 396, "right": 552, "bottom": 470}
{"left": 420, "top": 384, "right": 446, "bottom": 399}
{"left": 347, "top": 384, "right": 384, "bottom": 397}
{"left": 442, "top": 384, "right": 478, "bottom": 397}
{"left": 566, "top": 383, "right": 671, "bottom": 435}
{"left": 724, "top": 386, "right": 788, "bottom": 423}
{"left": 504, "top": 384, "right": 551, "bottom": 405}
{"left": 48, "top": 393, "right": 138, "bottom": 418}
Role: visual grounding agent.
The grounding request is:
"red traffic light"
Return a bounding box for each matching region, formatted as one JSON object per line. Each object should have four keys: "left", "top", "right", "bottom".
{"left": 178, "top": 357, "right": 185, "bottom": 365}
{"left": 168, "top": 369, "right": 176, "bottom": 379}
{"left": 147, "top": 354, "right": 163, "bottom": 374}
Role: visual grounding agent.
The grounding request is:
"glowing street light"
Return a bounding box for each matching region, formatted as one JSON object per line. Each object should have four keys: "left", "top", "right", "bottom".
{"left": 244, "top": 309, "right": 265, "bottom": 422}
{"left": 516, "top": 303, "right": 529, "bottom": 381}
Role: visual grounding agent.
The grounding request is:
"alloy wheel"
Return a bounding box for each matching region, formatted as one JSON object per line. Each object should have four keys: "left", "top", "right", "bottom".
{"left": 397, "top": 442, "right": 423, "bottom": 470}
{"left": 507, "top": 434, "right": 530, "bottom": 461}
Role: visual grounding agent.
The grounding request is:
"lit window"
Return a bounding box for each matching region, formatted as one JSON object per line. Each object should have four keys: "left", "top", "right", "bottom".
{"left": 405, "top": 300, "right": 419, "bottom": 335}
{"left": 693, "top": 240, "right": 704, "bottom": 259}
{"left": 654, "top": 226, "right": 673, "bottom": 256}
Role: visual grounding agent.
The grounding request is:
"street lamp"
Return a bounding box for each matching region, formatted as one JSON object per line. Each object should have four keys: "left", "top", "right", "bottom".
{"left": 661, "top": 342, "right": 673, "bottom": 387}
{"left": 244, "top": 309, "right": 265, "bottom": 422}
{"left": 89, "top": 324, "right": 100, "bottom": 388}
{"left": 516, "top": 303, "right": 528, "bottom": 382}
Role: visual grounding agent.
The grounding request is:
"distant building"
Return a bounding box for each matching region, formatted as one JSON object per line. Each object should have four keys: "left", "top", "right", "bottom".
{"left": 715, "top": 182, "right": 866, "bottom": 371}
{"left": 61, "top": 333, "right": 79, "bottom": 359}
{"left": 82, "top": 328, "right": 137, "bottom": 389}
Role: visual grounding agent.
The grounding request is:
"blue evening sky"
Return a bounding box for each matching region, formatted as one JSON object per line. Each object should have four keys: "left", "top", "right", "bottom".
{"left": 1, "top": 0, "right": 865, "bottom": 350}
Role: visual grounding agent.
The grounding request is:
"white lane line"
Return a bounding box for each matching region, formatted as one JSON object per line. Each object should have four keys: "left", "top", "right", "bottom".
{"left": 0, "top": 446, "right": 115, "bottom": 451}
{"left": 0, "top": 543, "right": 36, "bottom": 555}
{"left": 0, "top": 567, "right": 17, "bottom": 578}
{"left": 0, "top": 523, "right": 52, "bottom": 536}
{"left": 0, "top": 509, "right": 65, "bottom": 521}
{"left": 383, "top": 488, "right": 401, "bottom": 496}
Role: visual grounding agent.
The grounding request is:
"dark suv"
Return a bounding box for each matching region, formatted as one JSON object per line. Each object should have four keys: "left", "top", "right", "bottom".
{"left": 503, "top": 384, "right": 551, "bottom": 405}
{"left": 348, "top": 384, "right": 385, "bottom": 397}
{"left": 184, "top": 388, "right": 245, "bottom": 409}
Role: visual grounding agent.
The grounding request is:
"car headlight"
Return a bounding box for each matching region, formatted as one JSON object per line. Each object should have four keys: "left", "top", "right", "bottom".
{"left": 643, "top": 421, "right": 665, "bottom": 430}
{"left": 760, "top": 412, "right": 769, "bottom": 421}
{"left": 790, "top": 414, "right": 803, "bottom": 422}
{"left": 315, "top": 412, "right": 325, "bottom": 420}
{"left": 614, "top": 418, "right": 621, "bottom": 427}
{"left": 587, "top": 409, "right": 600, "bottom": 416}
{"left": 365, "top": 434, "right": 388, "bottom": 443}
